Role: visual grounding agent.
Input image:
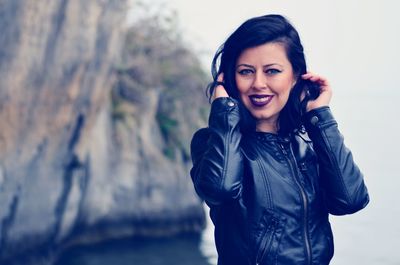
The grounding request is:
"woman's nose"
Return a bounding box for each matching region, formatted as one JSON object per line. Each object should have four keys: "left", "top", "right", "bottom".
{"left": 253, "top": 71, "right": 267, "bottom": 89}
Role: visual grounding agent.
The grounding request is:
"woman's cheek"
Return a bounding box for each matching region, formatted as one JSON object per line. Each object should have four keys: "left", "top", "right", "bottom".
{"left": 236, "top": 78, "right": 251, "bottom": 94}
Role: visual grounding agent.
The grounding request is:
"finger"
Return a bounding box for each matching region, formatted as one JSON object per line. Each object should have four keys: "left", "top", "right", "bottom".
{"left": 212, "top": 74, "right": 229, "bottom": 100}
{"left": 214, "top": 85, "right": 229, "bottom": 98}
{"left": 301, "top": 72, "right": 314, "bottom": 79}
{"left": 217, "top": 73, "right": 224, "bottom": 82}
{"left": 302, "top": 72, "right": 324, "bottom": 79}
{"left": 212, "top": 73, "right": 227, "bottom": 99}
{"left": 214, "top": 73, "right": 225, "bottom": 92}
{"left": 302, "top": 73, "right": 328, "bottom": 86}
{"left": 313, "top": 76, "right": 329, "bottom": 87}
{"left": 310, "top": 76, "right": 323, "bottom": 83}
{"left": 302, "top": 74, "right": 322, "bottom": 82}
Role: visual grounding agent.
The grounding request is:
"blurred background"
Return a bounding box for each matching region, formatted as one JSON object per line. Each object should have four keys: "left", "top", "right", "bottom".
{"left": 0, "top": 0, "right": 399, "bottom": 264}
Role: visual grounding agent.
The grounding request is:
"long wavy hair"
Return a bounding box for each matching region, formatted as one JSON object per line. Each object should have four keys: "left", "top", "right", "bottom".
{"left": 207, "top": 14, "right": 311, "bottom": 136}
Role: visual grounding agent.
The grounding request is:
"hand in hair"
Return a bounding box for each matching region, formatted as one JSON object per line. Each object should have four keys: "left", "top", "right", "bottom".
{"left": 301, "top": 72, "right": 332, "bottom": 112}
{"left": 212, "top": 73, "right": 229, "bottom": 102}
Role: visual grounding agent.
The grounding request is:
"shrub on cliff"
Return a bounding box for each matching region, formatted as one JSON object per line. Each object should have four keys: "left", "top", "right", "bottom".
{"left": 112, "top": 4, "right": 209, "bottom": 161}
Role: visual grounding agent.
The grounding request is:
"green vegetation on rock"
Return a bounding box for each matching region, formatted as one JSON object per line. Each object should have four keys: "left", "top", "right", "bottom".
{"left": 112, "top": 5, "right": 209, "bottom": 161}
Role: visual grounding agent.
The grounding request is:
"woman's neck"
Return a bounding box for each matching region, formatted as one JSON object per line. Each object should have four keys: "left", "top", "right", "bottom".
{"left": 255, "top": 120, "right": 278, "bottom": 134}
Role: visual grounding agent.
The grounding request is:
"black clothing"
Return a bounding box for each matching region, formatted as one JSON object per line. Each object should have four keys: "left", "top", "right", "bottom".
{"left": 190, "top": 97, "right": 369, "bottom": 265}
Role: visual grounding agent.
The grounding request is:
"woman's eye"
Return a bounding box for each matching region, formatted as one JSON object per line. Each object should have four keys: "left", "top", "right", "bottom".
{"left": 266, "top": 69, "right": 281, "bottom": 75}
{"left": 238, "top": 69, "right": 253, "bottom": 75}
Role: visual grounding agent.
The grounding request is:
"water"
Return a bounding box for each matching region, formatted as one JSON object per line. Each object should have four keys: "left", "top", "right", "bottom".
{"left": 55, "top": 234, "right": 212, "bottom": 265}
{"left": 56, "top": 90, "right": 400, "bottom": 264}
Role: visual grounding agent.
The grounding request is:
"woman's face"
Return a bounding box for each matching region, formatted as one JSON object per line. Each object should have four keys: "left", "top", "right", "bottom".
{"left": 235, "top": 42, "right": 296, "bottom": 133}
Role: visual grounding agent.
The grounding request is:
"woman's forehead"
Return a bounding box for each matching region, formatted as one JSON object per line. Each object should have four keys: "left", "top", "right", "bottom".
{"left": 236, "top": 42, "right": 290, "bottom": 66}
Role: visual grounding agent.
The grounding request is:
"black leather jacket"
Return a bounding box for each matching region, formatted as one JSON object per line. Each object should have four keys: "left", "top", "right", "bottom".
{"left": 190, "top": 97, "right": 369, "bottom": 265}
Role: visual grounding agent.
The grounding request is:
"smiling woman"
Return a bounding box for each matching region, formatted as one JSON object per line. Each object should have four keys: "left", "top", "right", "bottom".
{"left": 235, "top": 42, "right": 296, "bottom": 133}
{"left": 190, "top": 14, "right": 369, "bottom": 265}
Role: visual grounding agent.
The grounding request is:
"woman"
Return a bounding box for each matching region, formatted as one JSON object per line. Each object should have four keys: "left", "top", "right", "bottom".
{"left": 190, "top": 14, "right": 369, "bottom": 265}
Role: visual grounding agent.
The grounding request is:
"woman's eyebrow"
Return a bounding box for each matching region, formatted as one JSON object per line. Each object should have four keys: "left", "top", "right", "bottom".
{"left": 236, "top": 63, "right": 255, "bottom": 69}
{"left": 263, "top": 63, "right": 283, "bottom": 68}
{"left": 236, "top": 63, "right": 284, "bottom": 68}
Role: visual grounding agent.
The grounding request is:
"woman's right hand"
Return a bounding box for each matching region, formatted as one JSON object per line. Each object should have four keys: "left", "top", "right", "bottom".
{"left": 211, "top": 73, "right": 229, "bottom": 102}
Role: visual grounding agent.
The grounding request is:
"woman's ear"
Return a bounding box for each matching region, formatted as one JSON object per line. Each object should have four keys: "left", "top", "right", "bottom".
{"left": 291, "top": 78, "right": 297, "bottom": 89}
{"left": 292, "top": 73, "right": 301, "bottom": 87}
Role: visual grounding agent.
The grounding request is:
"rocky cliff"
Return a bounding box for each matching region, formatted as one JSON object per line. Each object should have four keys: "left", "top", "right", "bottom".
{"left": 0, "top": 1, "right": 207, "bottom": 263}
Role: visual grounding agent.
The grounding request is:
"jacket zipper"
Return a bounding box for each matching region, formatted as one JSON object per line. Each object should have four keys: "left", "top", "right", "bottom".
{"left": 279, "top": 142, "right": 312, "bottom": 265}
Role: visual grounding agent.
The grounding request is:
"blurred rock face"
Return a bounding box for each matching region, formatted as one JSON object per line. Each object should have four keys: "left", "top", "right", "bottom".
{"left": 0, "top": 0, "right": 206, "bottom": 263}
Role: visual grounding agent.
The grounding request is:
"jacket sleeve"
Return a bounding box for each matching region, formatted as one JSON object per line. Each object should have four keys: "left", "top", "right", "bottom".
{"left": 190, "top": 97, "right": 243, "bottom": 206}
{"left": 304, "top": 106, "right": 370, "bottom": 215}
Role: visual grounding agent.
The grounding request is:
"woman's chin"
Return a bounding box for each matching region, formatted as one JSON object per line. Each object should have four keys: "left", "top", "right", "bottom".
{"left": 250, "top": 112, "right": 274, "bottom": 122}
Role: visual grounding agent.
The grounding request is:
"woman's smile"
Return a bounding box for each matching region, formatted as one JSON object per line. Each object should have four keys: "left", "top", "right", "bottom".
{"left": 248, "top": 94, "right": 274, "bottom": 107}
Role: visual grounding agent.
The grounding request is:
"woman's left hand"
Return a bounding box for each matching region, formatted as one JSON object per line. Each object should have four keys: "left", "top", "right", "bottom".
{"left": 301, "top": 72, "right": 332, "bottom": 112}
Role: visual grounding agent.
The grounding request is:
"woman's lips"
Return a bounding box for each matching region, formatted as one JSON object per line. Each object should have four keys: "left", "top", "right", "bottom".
{"left": 248, "top": 95, "right": 273, "bottom": 107}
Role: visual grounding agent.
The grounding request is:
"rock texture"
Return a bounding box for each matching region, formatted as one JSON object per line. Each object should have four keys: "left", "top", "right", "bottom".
{"left": 0, "top": 0, "right": 207, "bottom": 263}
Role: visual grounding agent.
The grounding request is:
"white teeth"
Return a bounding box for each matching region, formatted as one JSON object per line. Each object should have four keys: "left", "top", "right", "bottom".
{"left": 253, "top": 97, "right": 268, "bottom": 102}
